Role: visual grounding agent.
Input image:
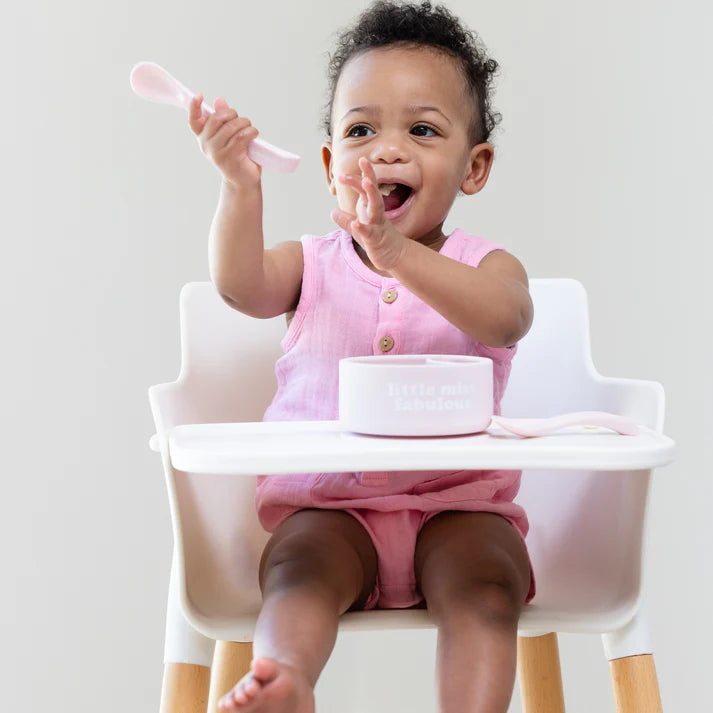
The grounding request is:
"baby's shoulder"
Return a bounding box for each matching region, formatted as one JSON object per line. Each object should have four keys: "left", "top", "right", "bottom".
{"left": 309, "top": 228, "right": 344, "bottom": 246}
{"left": 449, "top": 228, "right": 510, "bottom": 264}
{"left": 303, "top": 228, "right": 349, "bottom": 261}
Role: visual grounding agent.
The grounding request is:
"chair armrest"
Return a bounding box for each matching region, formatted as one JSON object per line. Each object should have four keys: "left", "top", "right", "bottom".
{"left": 148, "top": 380, "right": 192, "bottom": 453}
{"left": 592, "top": 375, "right": 665, "bottom": 433}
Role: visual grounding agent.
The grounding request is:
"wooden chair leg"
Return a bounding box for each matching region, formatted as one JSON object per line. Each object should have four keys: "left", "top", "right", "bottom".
{"left": 206, "top": 641, "right": 254, "bottom": 713}
{"left": 609, "top": 654, "right": 663, "bottom": 713}
{"left": 517, "top": 633, "right": 566, "bottom": 713}
{"left": 160, "top": 662, "right": 211, "bottom": 713}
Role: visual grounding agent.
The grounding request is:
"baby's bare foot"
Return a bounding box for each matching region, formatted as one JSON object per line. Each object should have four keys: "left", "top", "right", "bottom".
{"left": 218, "top": 657, "right": 315, "bottom": 712}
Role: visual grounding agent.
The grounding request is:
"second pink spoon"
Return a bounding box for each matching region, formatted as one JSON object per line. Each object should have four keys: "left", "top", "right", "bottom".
{"left": 489, "top": 411, "right": 639, "bottom": 438}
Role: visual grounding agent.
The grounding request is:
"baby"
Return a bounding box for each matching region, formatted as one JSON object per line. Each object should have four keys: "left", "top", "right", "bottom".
{"left": 189, "top": 2, "right": 534, "bottom": 712}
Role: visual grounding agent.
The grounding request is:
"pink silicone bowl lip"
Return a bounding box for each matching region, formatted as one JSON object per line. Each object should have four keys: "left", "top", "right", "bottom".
{"left": 342, "top": 355, "right": 490, "bottom": 366}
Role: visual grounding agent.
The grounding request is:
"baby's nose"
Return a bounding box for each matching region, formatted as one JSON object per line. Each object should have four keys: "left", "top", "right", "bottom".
{"left": 369, "top": 136, "right": 409, "bottom": 163}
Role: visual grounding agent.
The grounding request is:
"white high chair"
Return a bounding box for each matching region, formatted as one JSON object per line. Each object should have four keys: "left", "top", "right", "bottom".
{"left": 149, "top": 278, "right": 675, "bottom": 713}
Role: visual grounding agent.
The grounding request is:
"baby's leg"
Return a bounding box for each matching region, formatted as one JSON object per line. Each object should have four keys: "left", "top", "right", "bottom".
{"left": 414, "top": 511, "right": 531, "bottom": 713}
{"left": 219, "top": 509, "right": 377, "bottom": 712}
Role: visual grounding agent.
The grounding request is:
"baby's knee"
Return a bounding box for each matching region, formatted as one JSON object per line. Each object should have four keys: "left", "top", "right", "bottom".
{"left": 258, "top": 510, "right": 375, "bottom": 607}
{"left": 431, "top": 576, "right": 524, "bottom": 628}
{"left": 260, "top": 530, "right": 337, "bottom": 592}
{"left": 468, "top": 579, "right": 523, "bottom": 625}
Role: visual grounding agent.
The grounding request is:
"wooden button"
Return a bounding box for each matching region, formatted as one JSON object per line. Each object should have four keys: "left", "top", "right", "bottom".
{"left": 382, "top": 289, "right": 398, "bottom": 303}
{"left": 379, "top": 336, "right": 395, "bottom": 352}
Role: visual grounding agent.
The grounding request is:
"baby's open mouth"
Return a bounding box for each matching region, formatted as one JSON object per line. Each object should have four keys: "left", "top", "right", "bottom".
{"left": 379, "top": 183, "right": 413, "bottom": 212}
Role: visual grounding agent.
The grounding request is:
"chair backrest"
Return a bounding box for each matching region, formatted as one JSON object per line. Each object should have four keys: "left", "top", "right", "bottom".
{"left": 169, "top": 283, "right": 286, "bottom": 427}
{"left": 152, "top": 280, "right": 661, "bottom": 635}
{"left": 502, "top": 278, "right": 597, "bottom": 417}
{"left": 167, "top": 278, "right": 640, "bottom": 425}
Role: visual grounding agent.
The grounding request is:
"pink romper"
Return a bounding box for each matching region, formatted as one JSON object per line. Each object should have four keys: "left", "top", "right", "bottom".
{"left": 256, "top": 228, "right": 535, "bottom": 608}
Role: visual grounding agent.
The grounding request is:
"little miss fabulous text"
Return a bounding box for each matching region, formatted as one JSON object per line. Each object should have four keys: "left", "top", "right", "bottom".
{"left": 387, "top": 381, "right": 476, "bottom": 412}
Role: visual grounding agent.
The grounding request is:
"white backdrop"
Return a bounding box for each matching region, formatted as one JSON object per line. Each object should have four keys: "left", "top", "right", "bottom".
{"left": 2, "top": 0, "right": 710, "bottom": 711}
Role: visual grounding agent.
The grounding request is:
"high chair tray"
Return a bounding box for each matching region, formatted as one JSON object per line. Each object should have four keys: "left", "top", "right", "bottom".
{"left": 161, "top": 421, "right": 675, "bottom": 474}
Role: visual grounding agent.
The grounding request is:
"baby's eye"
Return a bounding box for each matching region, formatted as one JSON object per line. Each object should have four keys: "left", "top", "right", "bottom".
{"left": 411, "top": 124, "right": 437, "bottom": 137}
{"left": 346, "top": 124, "right": 373, "bottom": 138}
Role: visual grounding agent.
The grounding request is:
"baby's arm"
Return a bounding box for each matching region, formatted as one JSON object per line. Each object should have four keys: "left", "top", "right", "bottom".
{"left": 208, "top": 180, "right": 303, "bottom": 318}
{"left": 189, "top": 96, "right": 302, "bottom": 318}
{"left": 391, "top": 244, "right": 533, "bottom": 348}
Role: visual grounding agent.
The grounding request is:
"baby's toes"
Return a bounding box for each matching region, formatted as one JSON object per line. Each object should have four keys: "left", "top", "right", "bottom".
{"left": 218, "top": 689, "right": 241, "bottom": 710}
{"left": 218, "top": 692, "right": 235, "bottom": 710}
{"left": 242, "top": 677, "right": 261, "bottom": 699}
{"left": 231, "top": 682, "right": 252, "bottom": 706}
{"left": 219, "top": 677, "right": 257, "bottom": 709}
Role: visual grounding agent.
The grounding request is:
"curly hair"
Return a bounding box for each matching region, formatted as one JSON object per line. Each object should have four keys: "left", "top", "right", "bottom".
{"left": 321, "top": 0, "right": 501, "bottom": 146}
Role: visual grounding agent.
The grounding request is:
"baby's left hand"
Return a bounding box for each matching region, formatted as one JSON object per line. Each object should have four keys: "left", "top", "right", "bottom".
{"left": 331, "top": 157, "right": 407, "bottom": 272}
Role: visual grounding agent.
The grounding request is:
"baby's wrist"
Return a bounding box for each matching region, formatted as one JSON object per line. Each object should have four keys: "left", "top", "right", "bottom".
{"left": 379, "top": 228, "right": 409, "bottom": 272}
{"left": 221, "top": 176, "right": 261, "bottom": 195}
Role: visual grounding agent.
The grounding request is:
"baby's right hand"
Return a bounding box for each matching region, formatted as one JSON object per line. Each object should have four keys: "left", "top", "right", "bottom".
{"left": 189, "top": 95, "right": 262, "bottom": 187}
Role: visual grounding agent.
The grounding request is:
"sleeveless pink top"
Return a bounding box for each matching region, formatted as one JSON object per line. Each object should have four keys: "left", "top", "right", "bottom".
{"left": 263, "top": 228, "right": 516, "bottom": 421}
{"left": 256, "top": 228, "right": 528, "bottom": 539}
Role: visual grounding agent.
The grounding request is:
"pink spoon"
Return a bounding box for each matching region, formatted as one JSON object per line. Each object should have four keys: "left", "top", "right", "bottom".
{"left": 489, "top": 411, "right": 639, "bottom": 438}
{"left": 129, "top": 61, "right": 300, "bottom": 174}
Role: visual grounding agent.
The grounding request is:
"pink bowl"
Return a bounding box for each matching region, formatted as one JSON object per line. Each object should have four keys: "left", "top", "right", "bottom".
{"left": 339, "top": 355, "right": 493, "bottom": 436}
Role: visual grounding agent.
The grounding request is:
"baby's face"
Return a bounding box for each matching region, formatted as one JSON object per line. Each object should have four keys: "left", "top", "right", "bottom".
{"left": 322, "top": 45, "right": 493, "bottom": 243}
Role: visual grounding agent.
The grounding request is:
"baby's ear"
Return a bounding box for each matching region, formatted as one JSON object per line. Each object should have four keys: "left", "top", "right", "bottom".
{"left": 321, "top": 142, "right": 336, "bottom": 195}
{"left": 461, "top": 142, "right": 494, "bottom": 195}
